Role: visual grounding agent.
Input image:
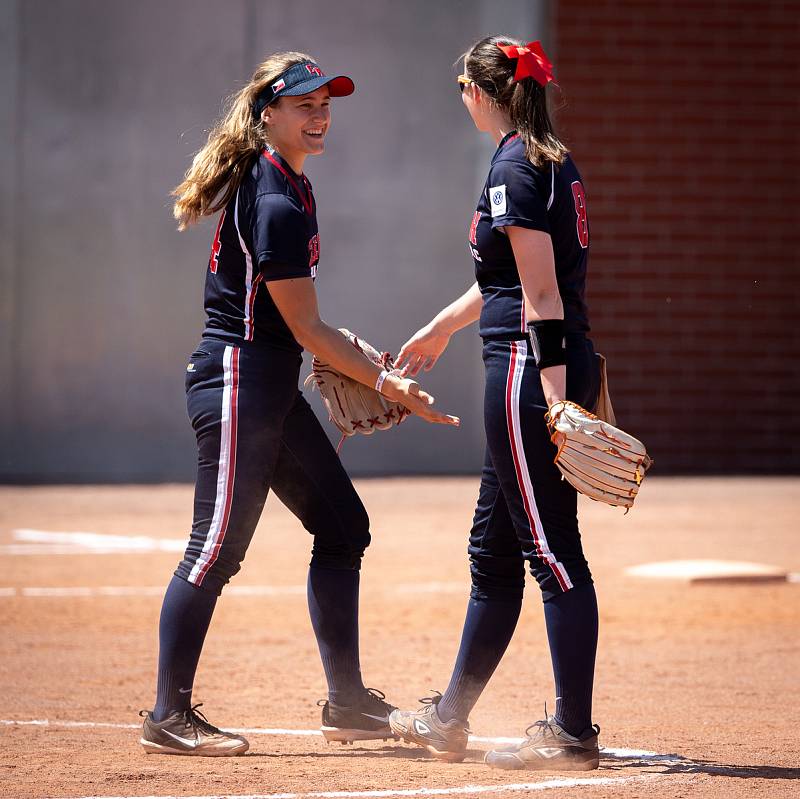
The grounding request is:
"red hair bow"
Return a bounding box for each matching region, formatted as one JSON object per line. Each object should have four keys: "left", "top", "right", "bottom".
{"left": 497, "top": 40, "right": 555, "bottom": 86}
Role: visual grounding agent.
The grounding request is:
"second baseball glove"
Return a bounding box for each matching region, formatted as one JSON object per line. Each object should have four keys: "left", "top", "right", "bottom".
{"left": 545, "top": 400, "right": 652, "bottom": 510}
{"left": 304, "top": 328, "right": 410, "bottom": 441}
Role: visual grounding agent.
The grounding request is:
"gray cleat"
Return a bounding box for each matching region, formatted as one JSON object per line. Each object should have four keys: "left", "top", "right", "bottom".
{"left": 485, "top": 716, "right": 599, "bottom": 771}
{"left": 389, "top": 694, "right": 470, "bottom": 763}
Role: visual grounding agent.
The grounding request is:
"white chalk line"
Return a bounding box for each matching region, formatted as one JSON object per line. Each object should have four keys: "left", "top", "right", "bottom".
{"left": 14, "top": 530, "right": 793, "bottom": 586}
{"left": 0, "top": 583, "right": 466, "bottom": 598}
{"left": 0, "top": 586, "right": 300, "bottom": 598}
{"left": 0, "top": 719, "right": 678, "bottom": 762}
{"left": 0, "top": 531, "right": 463, "bottom": 597}
{"left": 2, "top": 529, "right": 188, "bottom": 555}
{"left": 53, "top": 775, "right": 661, "bottom": 799}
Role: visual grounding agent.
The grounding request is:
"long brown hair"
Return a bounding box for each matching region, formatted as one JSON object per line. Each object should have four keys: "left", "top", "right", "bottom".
{"left": 464, "top": 35, "right": 567, "bottom": 167}
{"left": 172, "top": 51, "right": 314, "bottom": 230}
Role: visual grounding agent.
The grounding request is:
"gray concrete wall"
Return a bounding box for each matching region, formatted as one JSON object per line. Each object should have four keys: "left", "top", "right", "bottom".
{"left": 0, "top": 0, "right": 544, "bottom": 482}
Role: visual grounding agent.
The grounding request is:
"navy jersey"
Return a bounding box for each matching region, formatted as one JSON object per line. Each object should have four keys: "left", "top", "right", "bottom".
{"left": 202, "top": 147, "right": 320, "bottom": 352}
{"left": 469, "top": 132, "right": 590, "bottom": 338}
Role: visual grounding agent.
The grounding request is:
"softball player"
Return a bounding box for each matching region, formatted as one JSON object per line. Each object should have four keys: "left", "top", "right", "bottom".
{"left": 389, "top": 37, "right": 601, "bottom": 770}
{"left": 139, "top": 52, "right": 457, "bottom": 757}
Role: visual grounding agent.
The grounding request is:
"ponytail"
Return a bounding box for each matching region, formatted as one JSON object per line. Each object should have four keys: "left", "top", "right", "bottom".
{"left": 508, "top": 79, "right": 567, "bottom": 167}
{"left": 464, "top": 36, "right": 567, "bottom": 167}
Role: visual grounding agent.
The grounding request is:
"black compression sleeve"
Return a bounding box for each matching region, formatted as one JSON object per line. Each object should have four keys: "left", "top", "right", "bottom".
{"left": 527, "top": 319, "right": 566, "bottom": 368}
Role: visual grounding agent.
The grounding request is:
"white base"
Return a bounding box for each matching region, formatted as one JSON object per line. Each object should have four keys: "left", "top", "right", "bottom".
{"left": 625, "top": 559, "right": 789, "bottom": 583}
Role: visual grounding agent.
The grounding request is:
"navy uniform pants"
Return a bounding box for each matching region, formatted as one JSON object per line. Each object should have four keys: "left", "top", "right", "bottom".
{"left": 470, "top": 334, "right": 600, "bottom": 603}
{"left": 175, "top": 338, "right": 370, "bottom": 595}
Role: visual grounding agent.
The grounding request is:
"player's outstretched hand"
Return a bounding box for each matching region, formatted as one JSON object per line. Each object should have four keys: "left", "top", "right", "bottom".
{"left": 382, "top": 375, "right": 460, "bottom": 427}
{"left": 395, "top": 322, "right": 451, "bottom": 377}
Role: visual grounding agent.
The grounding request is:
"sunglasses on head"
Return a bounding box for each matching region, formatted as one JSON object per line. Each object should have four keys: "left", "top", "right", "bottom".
{"left": 457, "top": 74, "right": 475, "bottom": 93}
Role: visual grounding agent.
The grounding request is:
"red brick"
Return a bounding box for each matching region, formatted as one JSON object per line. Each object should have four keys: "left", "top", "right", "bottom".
{"left": 556, "top": 1, "right": 799, "bottom": 472}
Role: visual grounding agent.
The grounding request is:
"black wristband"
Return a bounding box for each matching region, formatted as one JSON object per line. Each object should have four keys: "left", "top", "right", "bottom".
{"left": 527, "top": 319, "right": 566, "bottom": 368}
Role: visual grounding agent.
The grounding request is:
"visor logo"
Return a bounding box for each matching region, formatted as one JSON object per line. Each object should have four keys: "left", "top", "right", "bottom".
{"left": 271, "top": 78, "right": 286, "bottom": 93}
{"left": 305, "top": 64, "right": 324, "bottom": 77}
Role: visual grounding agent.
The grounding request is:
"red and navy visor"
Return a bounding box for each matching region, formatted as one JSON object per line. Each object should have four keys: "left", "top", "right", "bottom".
{"left": 254, "top": 62, "right": 354, "bottom": 116}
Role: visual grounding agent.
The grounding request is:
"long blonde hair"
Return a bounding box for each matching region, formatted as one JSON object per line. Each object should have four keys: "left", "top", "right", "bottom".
{"left": 172, "top": 51, "right": 314, "bottom": 230}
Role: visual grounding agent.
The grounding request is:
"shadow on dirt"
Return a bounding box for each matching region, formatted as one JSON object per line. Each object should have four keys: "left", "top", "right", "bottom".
{"left": 244, "top": 745, "right": 492, "bottom": 762}
{"left": 601, "top": 751, "right": 800, "bottom": 781}
{"left": 243, "top": 746, "right": 800, "bottom": 781}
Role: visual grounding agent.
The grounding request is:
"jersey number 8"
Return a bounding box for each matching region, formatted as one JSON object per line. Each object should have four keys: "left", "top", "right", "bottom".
{"left": 571, "top": 181, "right": 589, "bottom": 249}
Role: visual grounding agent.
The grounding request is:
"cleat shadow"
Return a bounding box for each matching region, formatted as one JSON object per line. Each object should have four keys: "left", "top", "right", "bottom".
{"left": 599, "top": 751, "right": 800, "bottom": 781}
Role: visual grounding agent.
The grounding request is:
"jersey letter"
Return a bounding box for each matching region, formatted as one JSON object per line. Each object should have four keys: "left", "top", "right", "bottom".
{"left": 308, "top": 233, "right": 320, "bottom": 267}
{"left": 469, "top": 211, "right": 480, "bottom": 245}
{"left": 209, "top": 209, "right": 226, "bottom": 273}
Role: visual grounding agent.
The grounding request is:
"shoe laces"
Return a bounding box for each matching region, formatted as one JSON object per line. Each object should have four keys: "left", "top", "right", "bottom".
{"left": 138, "top": 705, "right": 223, "bottom": 736}
{"left": 417, "top": 692, "right": 471, "bottom": 733}
{"left": 317, "top": 688, "right": 391, "bottom": 713}
{"left": 523, "top": 717, "right": 555, "bottom": 741}
{"left": 363, "top": 687, "right": 393, "bottom": 713}
{"left": 523, "top": 703, "right": 555, "bottom": 742}
{"left": 418, "top": 690, "right": 443, "bottom": 706}
{"left": 182, "top": 703, "right": 223, "bottom": 736}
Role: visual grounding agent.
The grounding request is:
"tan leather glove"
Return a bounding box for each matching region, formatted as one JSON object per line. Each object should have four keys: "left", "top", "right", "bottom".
{"left": 546, "top": 400, "right": 652, "bottom": 510}
{"left": 304, "top": 329, "right": 409, "bottom": 440}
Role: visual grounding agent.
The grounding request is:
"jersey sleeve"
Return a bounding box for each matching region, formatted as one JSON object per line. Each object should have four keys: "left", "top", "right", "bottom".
{"left": 486, "top": 158, "right": 550, "bottom": 233}
{"left": 251, "top": 193, "right": 312, "bottom": 281}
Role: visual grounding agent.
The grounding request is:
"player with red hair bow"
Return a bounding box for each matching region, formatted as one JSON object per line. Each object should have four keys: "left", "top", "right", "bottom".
{"left": 388, "top": 36, "right": 603, "bottom": 771}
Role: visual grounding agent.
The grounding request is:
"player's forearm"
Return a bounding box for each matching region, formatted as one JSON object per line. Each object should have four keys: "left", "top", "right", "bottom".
{"left": 301, "top": 320, "right": 383, "bottom": 388}
{"left": 509, "top": 226, "right": 563, "bottom": 323}
{"left": 431, "top": 282, "right": 483, "bottom": 336}
{"left": 524, "top": 291, "right": 564, "bottom": 323}
{"left": 540, "top": 364, "right": 566, "bottom": 407}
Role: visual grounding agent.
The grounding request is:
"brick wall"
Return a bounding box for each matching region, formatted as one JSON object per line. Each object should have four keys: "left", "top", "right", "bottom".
{"left": 553, "top": 0, "right": 799, "bottom": 472}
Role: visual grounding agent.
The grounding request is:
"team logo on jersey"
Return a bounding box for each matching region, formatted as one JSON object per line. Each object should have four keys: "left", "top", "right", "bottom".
{"left": 305, "top": 64, "right": 324, "bottom": 77}
{"left": 308, "top": 233, "right": 320, "bottom": 267}
{"left": 489, "top": 184, "right": 507, "bottom": 218}
{"left": 271, "top": 78, "right": 286, "bottom": 93}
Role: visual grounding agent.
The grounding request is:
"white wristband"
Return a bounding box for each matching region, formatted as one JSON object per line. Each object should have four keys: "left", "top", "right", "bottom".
{"left": 375, "top": 368, "right": 401, "bottom": 396}
{"left": 375, "top": 369, "right": 391, "bottom": 395}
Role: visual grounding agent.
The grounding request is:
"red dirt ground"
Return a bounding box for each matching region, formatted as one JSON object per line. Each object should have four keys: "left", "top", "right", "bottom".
{"left": 1, "top": 477, "right": 798, "bottom": 798}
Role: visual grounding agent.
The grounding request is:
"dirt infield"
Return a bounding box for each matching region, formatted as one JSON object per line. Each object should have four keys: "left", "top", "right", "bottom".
{"left": 1, "top": 477, "right": 798, "bottom": 799}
